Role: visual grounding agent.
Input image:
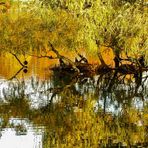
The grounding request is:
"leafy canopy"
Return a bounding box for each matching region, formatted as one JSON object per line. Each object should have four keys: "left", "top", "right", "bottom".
{"left": 0, "top": 0, "right": 147, "bottom": 61}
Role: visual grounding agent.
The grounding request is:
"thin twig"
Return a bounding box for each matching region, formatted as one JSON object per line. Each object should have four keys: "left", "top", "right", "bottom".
{"left": 24, "top": 51, "right": 58, "bottom": 60}
{"left": 10, "top": 52, "right": 25, "bottom": 67}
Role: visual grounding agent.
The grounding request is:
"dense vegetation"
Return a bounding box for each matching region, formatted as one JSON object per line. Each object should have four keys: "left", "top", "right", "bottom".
{"left": 0, "top": 0, "right": 147, "bottom": 64}
{"left": 0, "top": 0, "right": 148, "bottom": 147}
{"left": 0, "top": 76, "right": 147, "bottom": 147}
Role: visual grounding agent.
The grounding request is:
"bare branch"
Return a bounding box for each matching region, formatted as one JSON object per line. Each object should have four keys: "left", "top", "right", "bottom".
{"left": 24, "top": 51, "right": 58, "bottom": 60}
{"left": 48, "top": 41, "right": 80, "bottom": 73}
{"left": 10, "top": 52, "right": 25, "bottom": 67}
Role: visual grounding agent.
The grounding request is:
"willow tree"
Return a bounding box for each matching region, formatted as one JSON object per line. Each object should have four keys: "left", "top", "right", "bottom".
{"left": 0, "top": 0, "right": 147, "bottom": 66}
{"left": 39, "top": 0, "right": 148, "bottom": 65}
{"left": 56, "top": 0, "right": 148, "bottom": 64}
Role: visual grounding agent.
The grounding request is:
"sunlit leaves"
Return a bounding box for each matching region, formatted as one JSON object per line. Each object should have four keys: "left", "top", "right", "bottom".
{"left": 0, "top": 0, "right": 147, "bottom": 60}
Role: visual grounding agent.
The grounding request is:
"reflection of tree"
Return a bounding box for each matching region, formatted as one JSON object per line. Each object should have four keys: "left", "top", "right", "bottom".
{"left": 95, "top": 71, "right": 147, "bottom": 115}
{"left": 0, "top": 72, "right": 148, "bottom": 147}
{"left": 36, "top": 68, "right": 148, "bottom": 114}
{"left": 9, "top": 67, "right": 24, "bottom": 80}
{"left": 8, "top": 52, "right": 28, "bottom": 80}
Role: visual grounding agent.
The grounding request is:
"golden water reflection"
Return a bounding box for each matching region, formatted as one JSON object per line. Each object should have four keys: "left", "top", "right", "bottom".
{"left": 0, "top": 52, "right": 56, "bottom": 80}
{"left": 0, "top": 48, "right": 114, "bottom": 80}
{"left": 0, "top": 53, "right": 148, "bottom": 147}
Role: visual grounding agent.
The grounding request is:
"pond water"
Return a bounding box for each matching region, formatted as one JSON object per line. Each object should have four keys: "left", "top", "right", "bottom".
{"left": 0, "top": 53, "right": 148, "bottom": 147}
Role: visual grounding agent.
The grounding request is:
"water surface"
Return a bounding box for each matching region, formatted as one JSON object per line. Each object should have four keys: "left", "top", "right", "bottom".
{"left": 0, "top": 53, "right": 148, "bottom": 147}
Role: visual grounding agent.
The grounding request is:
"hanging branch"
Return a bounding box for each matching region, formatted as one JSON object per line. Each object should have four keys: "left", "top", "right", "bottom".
{"left": 24, "top": 51, "right": 58, "bottom": 60}
{"left": 8, "top": 52, "right": 28, "bottom": 80}
{"left": 48, "top": 41, "right": 80, "bottom": 73}
{"left": 10, "top": 52, "right": 27, "bottom": 68}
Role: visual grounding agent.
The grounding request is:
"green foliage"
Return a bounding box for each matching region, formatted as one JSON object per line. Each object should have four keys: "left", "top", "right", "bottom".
{"left": 0, "top": 0, "right": 147, "bottom": 61}
{"left": 42, "top": 0, "right": 146, "bottom": 61}
{"left": 0, "top": 1, "right": 82, "bottom": 54}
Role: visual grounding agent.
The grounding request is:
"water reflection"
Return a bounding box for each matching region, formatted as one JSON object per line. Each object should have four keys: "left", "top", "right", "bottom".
{"left": 0, "top": 118, "right": 43, "bottom": 148}
{"left": 0, "top": 68, "right": 148, "bottom": 147}
{"left": 0, "top": 52, "right": 53, "bottom": 80}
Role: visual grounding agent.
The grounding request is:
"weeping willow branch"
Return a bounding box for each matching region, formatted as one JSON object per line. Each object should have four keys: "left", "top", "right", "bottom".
{"left": 48, "top": 41, "right": 80, "bottom": 73}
